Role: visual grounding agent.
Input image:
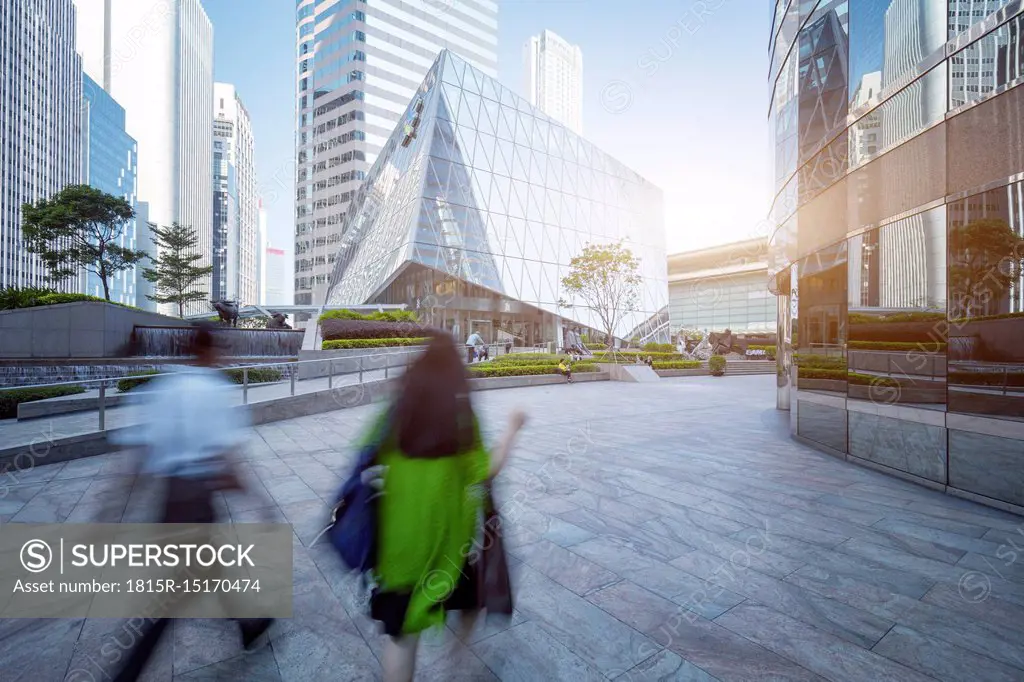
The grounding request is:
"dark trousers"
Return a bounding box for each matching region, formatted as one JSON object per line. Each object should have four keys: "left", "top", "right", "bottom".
{"left": 466, "top": 346, "right": 475, "bottom": 363}
{"left": 113, "top": 478, "right": 268, "bottom": 681}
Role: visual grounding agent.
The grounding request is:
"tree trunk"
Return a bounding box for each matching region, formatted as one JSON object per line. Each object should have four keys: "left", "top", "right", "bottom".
{"left": 178, "top": 301, "right": 184, "bottom": 318}
{"left": 101, "top": 274, "right": 111, "bottom": 301}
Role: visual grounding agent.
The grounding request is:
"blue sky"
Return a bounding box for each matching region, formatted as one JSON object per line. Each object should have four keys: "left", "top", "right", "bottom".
{"left": 204, "top": 0, "right": 772, "bottom": 260}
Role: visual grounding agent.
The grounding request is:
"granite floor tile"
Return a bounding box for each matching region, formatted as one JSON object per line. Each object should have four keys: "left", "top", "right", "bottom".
{"left": 470, "top": 622, "right": 605, "bottom": 682}
{"left": 956, "top": 550, "right": 1024, "bottom": 584}
{"left": 714, "top": 602, "right": 934, "bottom": 682}
{"left": 540, "top": 516, "right": 594, "bottom": 546}
{"left": 871, "top": 624, "right": 1023, "bottom": 682}
{"left": 835, "top": 538, "right": 966, "bottom": 583}
{"left": 513, "top": 566, "right": 657, "bottom": 677}
{"left": 587, "top": 581, "right": 823, "bottom": 682}
{"left": 611, "top": 648, "right": 720, "bottom": 681}
{"left": 0, "top": 618, "right": 82, "bottom": 682}
{"left": 920, "top": 582, "right": 1024, "bottom": 634}
{"left": 896, "top": 599, "right": 1024, "bottom": 669}
{"left": 557, "top": 507, "right": 695, "bottom": 563}
{"left": 510, "top": 539, "right": 620, "bottom": 595}
{"left": 872, "top": 517, "right": 1003, "bottom": 557}
{"left": 783, "top": 564, "right": 919, "bottom": 622}
{"left": 620, "top": 494, "right": 749, "bottom": 535}
{"left": 796, "top": 548, "right": 935, "bottom": 598}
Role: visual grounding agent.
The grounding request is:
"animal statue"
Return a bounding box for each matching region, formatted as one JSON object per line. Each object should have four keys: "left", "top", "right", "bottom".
{"left": 690, "top": 336, "right": 714, "bottom": 361}
{"left": 266, "top": 312, "right": 292, "bottom": 329}
{"left": 212, "top": 300, "right": 239, "bottom": 327}
{"left": 708, "top": 329, "right": 736, "bottom": 355}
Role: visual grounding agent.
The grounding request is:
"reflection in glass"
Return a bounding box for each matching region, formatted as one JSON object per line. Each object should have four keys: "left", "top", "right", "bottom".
{"left": 847, "top": 208, "right": 947, "bottom": 406}
{"left": 795, "top": 242, "right": 848, "bottom": 395}
{"left": 798, "top": 2, "right": 849, "bottom": 162}
{"left": 947, "top": 180, "right": 1024, "bottom": 419}
{"left": 950, "top": 12, "right": 1024, "bottom": 109}
{"left": 948, "top": 0, "right": 1017, "bottom": 39}
{"left": 849, "top": 0, "right": 945, "bottom": 105}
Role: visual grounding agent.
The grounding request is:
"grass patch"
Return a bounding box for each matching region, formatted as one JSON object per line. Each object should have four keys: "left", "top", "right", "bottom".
{"left": 117, "top": 370, "right": 160, "bottom": 392}
{"left": 322, "top": 337, "right": 430, "bottom": 350}
{"left": 0, "top": 287, "right": 142, "bottom": 311}
{"left": 0, "top": 385, "right": 87, "bottom": 419}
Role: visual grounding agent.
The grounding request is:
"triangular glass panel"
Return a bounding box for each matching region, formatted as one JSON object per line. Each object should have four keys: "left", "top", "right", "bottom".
{"left": 492, "top": 138, "right": 512, "bottom": 178}
{"left": 496, "top": 106, "right": 515, "bottom": 142}
{"left": 480, "top": 97, "right": 500, "bottom": 136}
{"left": 461, "top": 89, "right": 483, "bottom": 131}
{"left": 481, "top": 73, "right": 500, "bottom": 103}
{"left": 529, "top": 150, "right": 545, "bottom": 185}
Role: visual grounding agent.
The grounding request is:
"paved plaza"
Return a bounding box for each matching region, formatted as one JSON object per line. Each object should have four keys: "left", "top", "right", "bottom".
{"left": 2, "top": 375, "right": 1024, "bottom": 680}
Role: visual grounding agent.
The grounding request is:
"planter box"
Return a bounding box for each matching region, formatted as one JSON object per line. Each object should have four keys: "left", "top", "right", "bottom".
{"left": 296, "top": 346, "right": 427, "bottom": 380}
{"left": 468, "top": 371, "right": 608, "bottom": 391}
{"left": 0, "top": 302, "right": 190, "bottom": 359}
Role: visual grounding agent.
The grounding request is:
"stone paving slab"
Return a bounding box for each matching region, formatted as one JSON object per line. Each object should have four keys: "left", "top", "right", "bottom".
{"left": 1, "top": 375, "right": 1022, "bottom": 680}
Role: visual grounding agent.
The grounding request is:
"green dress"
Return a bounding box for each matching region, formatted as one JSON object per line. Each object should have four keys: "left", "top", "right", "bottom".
{"left": 365, "top": 408, "right": 490, "bottom": 634}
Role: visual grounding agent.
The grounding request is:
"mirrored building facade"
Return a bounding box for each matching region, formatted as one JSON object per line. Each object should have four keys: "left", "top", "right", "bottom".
{"left": 769, "top": 0, "right": 1024, "bottom": 513}
{"left": 324, "top": 51, "right": 667, "bottom": 348}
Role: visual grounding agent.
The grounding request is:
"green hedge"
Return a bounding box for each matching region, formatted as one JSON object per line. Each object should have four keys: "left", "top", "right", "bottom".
{"left": 849, "top": 372, "right": 899, "bottom": 388}
{"left": 0, "top": 287, "right": 141, "bottom": 311}
{"left": 319, "top": 309, "right": 418, "bottom": 323}
{"left": 652, "top": 361, "right": 702, "bottom": 370}
{"left": 848, "top": 341, "right": 947, "bottom": 351}
{"left": 590, "top": 351, "right": 689, "bottom": 363}
{"left": 849, "top": 312, "right": 946, "bottom": 325}
{"left": 490, "top": 353, "right": 564, "bottom": 365}
{"left": 0, "top": 385, "right": 86, "bottom": 419}
{"left": 949, "top": 311, "right": 1024, "bottom": 323}
{"left": 748, "top": 345, "right": 777, "bottom": 355}
{"left": 708, "top": 355, "right": 727, "bottom": 376}
{"left": 585, "top": 342, "right": 607, "bottom": 350}
{"left": 797, "top": 368, "right": 847, "bottom": 381}
{"left": 794, "top": 355, "right": 847, "bottom": 370}
{"left": 117, "top": 370, "right": 160, "bottom": 392}
{"left": 322, "top": 337, "right": 430, "bottom": 350}
{"left": 643, "top": 342, "right": 675, "bottom": 353}
{"left": 468, "top": 363, "right": 599, "bottom": 378}
{"left": 224, "top": 367, "right": 283, "bottom": 384}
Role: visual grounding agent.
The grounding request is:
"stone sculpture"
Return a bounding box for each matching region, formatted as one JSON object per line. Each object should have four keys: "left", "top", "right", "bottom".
{"left": 267, "top": 313, "right": 292, "bottom": 329}
{"left": 212, "top": 300, "right": 239, "bottom": 327}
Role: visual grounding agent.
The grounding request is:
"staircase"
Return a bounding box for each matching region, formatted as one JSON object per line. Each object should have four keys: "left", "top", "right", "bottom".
{"left": 722, "top": 360, "right": 776, "bottom": 376}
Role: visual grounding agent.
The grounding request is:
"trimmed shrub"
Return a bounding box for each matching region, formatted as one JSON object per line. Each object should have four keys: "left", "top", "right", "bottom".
{"left": 708, "top": 355, "right": 727, "bottom": 376}
{"left": 0, "top": 286, "right": 140, "bottom": 311}
{"left": 490, "top": 353, "right": 564, "bottom": 365}
{"left": 794, "top": 354, "right": 847, "bottom": 370}
{"left": 224, "top": 367, "right": 283, "bottom": 384}
{"left": 848, "top": 340, "right": 947, "bottom": 352}
{"left": 467, "top": 363, "right": 599, "bottom": 378}
{"left": 590, "top": 351, "right": 689, "bottom": 363}
{"left": 949, "top": 311, "right": 1024, "bottom": 323}
{"left": 949, "top": 371, "right": 1024, "bottom": 387}
{"left": 117, "top": 369, "right": 160, "bottom": 392}
{"left": 320, "top": 318, "right": 428, "bottom": 341}
{"left": 652, "top": 361, "right": 702, "bottom": 370}
{"left": 0, "top": 385, "right": 86, "bottom": 418}
{"left": 848, "top": 312, "right": 946, "bottom": 325}
{"left": 319, "top": 309, "right": 418, "bottom": 323}
{"left": 848, "top": 372, "right": 899, "bottom": 387}
{"left": 797, "top": 368, "right": 847, "bottom": 381}
{"left": 585, "top": 342, "right": 606, "bottom": 350}
{"left": 322, "top": 337, "right": 430, "bottom": 350}
{"left": 643, "top": 342, "right": 675, "bottom": 353}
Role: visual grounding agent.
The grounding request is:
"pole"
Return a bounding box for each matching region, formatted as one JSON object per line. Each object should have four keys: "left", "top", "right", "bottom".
{"left": 243, "top": 368, "right": 249, "bottom": 405}
{"left": 98, "top": 383, "right": 106, "bottom": 431}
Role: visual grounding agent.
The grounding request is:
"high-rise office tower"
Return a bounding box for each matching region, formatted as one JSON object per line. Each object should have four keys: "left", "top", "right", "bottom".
{"left": 1, "top": 0, "right": 82, "bottom": 290}
{"left": 524, "top": 29, "right": 583, "bottom": 134}
{"left": 264, "top": 242, "right": 288, "bottom": 305}
{"left": 258, "top": 199, "right": 267, "bottom": 305}
{"left": 73, "top": 0, "right": 214, "bottom": 316}
{"left": 293, "top": 0, "right": 498, "bottom": 305}
{"left": 81, "top": 73, "right": 139, "bottom": 305}
{"left": 213, "top": 83, "right": 258, "bottom": 305}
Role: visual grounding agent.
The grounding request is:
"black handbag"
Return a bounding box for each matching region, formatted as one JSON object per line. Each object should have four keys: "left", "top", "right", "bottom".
{"left": 477, "top": 482, "right": 514, "bottom": 616}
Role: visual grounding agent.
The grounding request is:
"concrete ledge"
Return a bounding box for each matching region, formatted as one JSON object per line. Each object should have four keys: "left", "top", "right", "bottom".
{"left": 17, "top": 392, "right": 128, "bottom": 420}
{"left": 656, "top": 369, "right": 707, "bottom": 378}
{"left": 296, "top": 347, "right": 425, "bottom": 380}
{"left": 467, "top": 371, "right": 608, "bottom": 391}
{"left": 600, "top": 364, "right": 660, "bottom": 382}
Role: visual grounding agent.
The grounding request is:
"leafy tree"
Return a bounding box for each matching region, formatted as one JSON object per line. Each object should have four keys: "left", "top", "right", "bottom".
{"left": 21, "top": 185, "right": 146, "bottom": 301}
{"left": 949, "top": 218, "right": 1024, "bottom": 319}
{"left": 142, "top": 222, "right": 214, "bottom": 318}
{"left": 560, "top": 242, "right": 642, "bottom": 350}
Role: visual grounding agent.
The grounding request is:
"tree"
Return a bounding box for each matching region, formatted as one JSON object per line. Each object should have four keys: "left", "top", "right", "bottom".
{"left": 949, "top": 218, "right": 1024, "bottom": 319}
{"left": 560, "top": 242, "right": 642, "bottom": 350}
{"left": 21, "top": 185, "right": 146, "bottom": 301}
{"left": 142, "top": 222, "right": 214, "bottom": 318}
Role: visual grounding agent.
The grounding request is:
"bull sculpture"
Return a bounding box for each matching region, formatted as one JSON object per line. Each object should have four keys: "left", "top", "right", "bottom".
{"left": 212, "top": 300, "right": 239, "bottom": 327}
{"left": 266, "top": 312, "right": 292, "bottom": 329}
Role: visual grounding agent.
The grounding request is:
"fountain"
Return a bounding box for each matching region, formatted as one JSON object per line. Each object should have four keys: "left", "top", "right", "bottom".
{"left": 130, "top": 326, "right": 304, "bottom": 357}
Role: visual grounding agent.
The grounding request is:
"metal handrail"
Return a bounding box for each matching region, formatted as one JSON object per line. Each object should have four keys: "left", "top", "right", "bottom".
{"left": 0, "top": 349, "right": 419, "bottom": 393}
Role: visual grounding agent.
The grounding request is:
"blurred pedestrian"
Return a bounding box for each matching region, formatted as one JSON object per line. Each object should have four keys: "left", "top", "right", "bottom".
{"left": 108, "top": 323, "right": 275, "bottom": 681}
{"left": 465, "top": 330, "right": 484, "bottom": 363}
{"left": 362, "top": 333, "right": 526, "bottom": 682}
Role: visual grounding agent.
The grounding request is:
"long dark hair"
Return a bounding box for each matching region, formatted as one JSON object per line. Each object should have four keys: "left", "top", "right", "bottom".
{"left": 391, "top": 332, "right": 475, "bottom": 459}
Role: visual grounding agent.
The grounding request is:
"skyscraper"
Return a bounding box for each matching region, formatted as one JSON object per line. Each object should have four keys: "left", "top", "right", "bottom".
{"left": 81, "top": 73, "right": 138, "bottom": 305}
{"left": 264, "top": 243, "right": 288, "bottom": 306}
{"left": 293, "top": 0, "right": 498, "bottom": 306}
{"left": 258, "top": 199, "right": 267, "bottom": 305}
{"left": 73, "top": 0, "right": 214, "bottom": 316}
{"left": 524, "top": 29, "right": 583, "bottom": 134}
{"left": 1, "top": 0, "right": 82, "bottom": 290}
{"left": 212, "top": 83, "right": 258, "bottom": 305}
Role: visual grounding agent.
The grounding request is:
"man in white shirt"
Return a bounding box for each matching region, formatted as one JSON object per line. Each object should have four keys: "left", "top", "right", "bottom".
{"left": 465, "top": 331, "right": 484, "bottom": 363}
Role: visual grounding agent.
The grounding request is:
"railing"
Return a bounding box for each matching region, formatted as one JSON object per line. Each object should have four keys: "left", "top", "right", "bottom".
{"left": 1, "top": 349, "right": 421, "bottom": 434}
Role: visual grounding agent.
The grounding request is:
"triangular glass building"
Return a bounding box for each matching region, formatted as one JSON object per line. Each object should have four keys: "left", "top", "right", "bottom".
{"left": 324, "top": 50, "right": 668, "bottom": 346}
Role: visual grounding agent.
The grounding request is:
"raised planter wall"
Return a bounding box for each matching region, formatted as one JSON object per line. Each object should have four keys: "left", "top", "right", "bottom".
{"left": 0, "top": 302, "right": 190, "bottom": 359}
{"left": 296, "top": 346, "right": 427, "bottom": 380}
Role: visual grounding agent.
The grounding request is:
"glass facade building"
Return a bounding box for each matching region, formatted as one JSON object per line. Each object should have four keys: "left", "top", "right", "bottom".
{"left": 81, "top": 74, "right": 138, "bottom": 305}
{"left": 325, "top": 51, "right": 668, "bottom": 347}
{"left": 769, "top": 0, "right": 1024, "bottom": 513}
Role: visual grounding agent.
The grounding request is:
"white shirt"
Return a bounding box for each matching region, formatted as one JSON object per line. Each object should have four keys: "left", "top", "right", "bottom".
{"left": 466, "top": 333, "right": 484, "bottom": 348}
{"left": 112, "top": 365, "right": 249, "bottom": 478}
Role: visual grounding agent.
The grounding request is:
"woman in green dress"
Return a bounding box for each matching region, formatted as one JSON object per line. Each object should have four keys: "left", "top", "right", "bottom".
{"left": 365, "top": 333, "right": 526, "bottom": 681}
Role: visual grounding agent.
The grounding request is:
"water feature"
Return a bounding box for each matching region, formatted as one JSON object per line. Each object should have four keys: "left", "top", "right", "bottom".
{"left": 130, "top": 326, "right": 304, "bottom": 357}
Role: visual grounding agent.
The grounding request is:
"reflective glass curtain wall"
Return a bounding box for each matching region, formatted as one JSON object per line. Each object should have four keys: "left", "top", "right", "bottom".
{"left": 768, "top": 0, "right": 1024, "bottom": 511}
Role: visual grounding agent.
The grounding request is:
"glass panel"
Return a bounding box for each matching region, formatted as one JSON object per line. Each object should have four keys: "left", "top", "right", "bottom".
{"left": 947, "top": 180, "right": 1024, "bottom": 420}
{"left": 948, "top": 0, "right": 1016, "bottom": 39}
{"left": 795, "top": 241, "right": 848, "bottom": 396}
{"left": 847, "top": 206, "right": 947, "bottom": 408}
{"left": 950, "top": 12, "right": 1024, "bottom": 109}
{"left": 797, "top": 2, "right": 850, "bottom": 162}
